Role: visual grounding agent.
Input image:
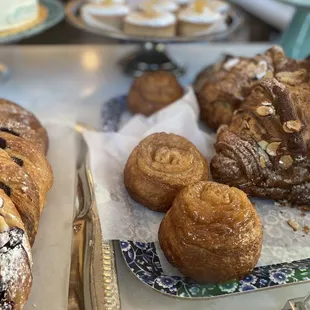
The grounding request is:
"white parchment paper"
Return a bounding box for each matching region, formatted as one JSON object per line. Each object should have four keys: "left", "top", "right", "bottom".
{"left": 84, "top": 87, "right": 310, "bottom": 269}
{"left": 25, "top": 124, "right": 76, "bottom": 310}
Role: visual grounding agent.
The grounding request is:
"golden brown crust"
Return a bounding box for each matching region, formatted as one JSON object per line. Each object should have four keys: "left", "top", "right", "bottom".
{"left": 158, "top": 181, "right": 263, "bottom": 283}
{"left": 124, "top": 132, "right": 208, "bottom": 212}
{"left": 127, "top": 71, "right": 184, "bottom": 116}
{"left": 0, "top": 99, "right": 49, "bottom": 154}
{"left": 0, "top": 132, "right": 53, "bottom": 211}
{"left": 0, "top": 150, "right": 40, "bottom": 246}
{"left": 211, "top": 70, "right": 310, "bottom": 205}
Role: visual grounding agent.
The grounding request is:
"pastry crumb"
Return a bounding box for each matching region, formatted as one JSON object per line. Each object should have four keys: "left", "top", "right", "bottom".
{"left": 287, "top": 219, "right": 300, "bottom": 231}
{"left": 302, "top": 225, "right": 309, "bottom": 235}
{"left": 298, "top": 206, "right": 310, "bottom": 212}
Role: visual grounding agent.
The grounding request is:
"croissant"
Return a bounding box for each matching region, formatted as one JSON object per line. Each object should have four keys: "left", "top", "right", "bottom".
{"left": 0, "top": 99, "right": 53, "bottom": 309}
{"left": 124, "top": 132, "right": 208, "bottom": 212}
{"left": 159, "top": 181, "right": 263, "bottom": 283}
{"left": 0, "top": 99, "right": 49, "bottom": 154}
{"left": 194, "top": 45, "right": 310, "bottom": 130}
{"left": 127, "top": 71, "right": 184, "bottom": 116}
{"left": 211, "top": 69, "right": 310, "bottom": 205}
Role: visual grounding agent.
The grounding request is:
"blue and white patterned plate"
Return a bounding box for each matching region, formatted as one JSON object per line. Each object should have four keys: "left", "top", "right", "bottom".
{"left": 0, "top": 0, "right": 64, "bottom": 44}
{"left": 101, "top": 95, "right": 310, "bottom": 299}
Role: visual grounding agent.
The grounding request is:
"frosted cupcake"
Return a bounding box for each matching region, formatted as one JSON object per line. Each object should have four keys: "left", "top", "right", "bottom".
{"left": 139, "top": 0, "right": 179, "bottom": 13}
{"left": 178, "top": 0, "right": 221, "bottom": 36}
{"left": 124, "top": 8, "right": 176, "bottom": 37}
{"left": 81, "top": 2, "right": 130, "bottom": 31}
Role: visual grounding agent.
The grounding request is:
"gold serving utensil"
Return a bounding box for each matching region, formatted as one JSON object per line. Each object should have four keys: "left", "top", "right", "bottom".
{"left": 68, "top": 124, "right": 120, "bottom": 310}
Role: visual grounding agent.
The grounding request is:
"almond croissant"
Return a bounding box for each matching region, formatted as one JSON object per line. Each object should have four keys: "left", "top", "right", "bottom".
{"left": 211, "top": 70, "right": 310, "bottom": 205}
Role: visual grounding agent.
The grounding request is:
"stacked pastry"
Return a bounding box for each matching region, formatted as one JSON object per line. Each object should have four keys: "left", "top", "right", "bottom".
{"left": 0, "top": 99, "right": 53, "bottom": 309}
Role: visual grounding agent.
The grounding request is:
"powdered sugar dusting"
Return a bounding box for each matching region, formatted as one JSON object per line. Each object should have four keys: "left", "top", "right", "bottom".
{"left": 0, "top": 231, "right": 32, "bottom": 306}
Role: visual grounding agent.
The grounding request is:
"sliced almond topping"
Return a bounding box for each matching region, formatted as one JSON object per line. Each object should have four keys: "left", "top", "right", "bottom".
{"left": 259, "top": 156, "right": 266, "bottom": 168}
{"left": 262, "top": 101, "right": 272, "bottom": 106}
{"left": 279, "top": 155, "right": 293, "bottom": 170}
{"left": 283, "top": 120, "right": 302, "bottom": 133}
{"left": 255, "top": 60, "right": 268, "bottom": 80}
{"left": 256, "top": 105, "right": 275, "bottom": 116}
{"left": 223, "top": 58, "right": 240, "bottom": 71}
{"left": 266, "top": 142, "right": 281, "bottom": 156}
{"left": 258, "top": 140, "right": 268, "bottom": 150}
{"left": 0, "top": 216, "right": 8, "bottom": 233}
{"left": 287, "top": 219, "right": 299, "bottom": 232}
{"left": 243, "top": 120, "right": 250, "bottom": 129}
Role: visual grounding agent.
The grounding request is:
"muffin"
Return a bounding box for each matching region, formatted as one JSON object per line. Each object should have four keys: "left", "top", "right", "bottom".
{"left": 124, "top": 9, "right": 176, "bottom": 37}
{"left": 159, "top": 181, "right": 263, "bottom": 283}
{"left": 127, "top": 71, "right": 184, "bottom": 116}
{"left": 178, "top": 0, "right": 221, "bottom": 36}
{"left": 81, "top": 2, "right": 130, "bottom": 30}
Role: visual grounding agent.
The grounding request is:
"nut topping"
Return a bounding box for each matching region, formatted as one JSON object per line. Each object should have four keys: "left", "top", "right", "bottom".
{"left": 259, "top": 156, "right": 266, "bottom": 168}
{"left": 283, "top": 120, "right": 302, "bottom": 133}
{"left": 223, "top": 58, "right": 240, "bottom": 71}
{"left": 279, "top": 155, "right": 293, "bottom": 170}
{"left": 262, "top": 101, "right": 272, "bottom": 106}
{"left": 266, "top": 142, "right": 281, "bottom": 156}
{"left": 256, "top": 106, "right": 275, "bottom": 116}
{"left": 258, "top": 140, "right": 268, "bottom": 150}
{"left": 255, "top": 60, "right": 268, "bottom": 80}
{"left": 243, "top": 120, "right": 250, "bottom": 129}
{"left": 287, "top": 219, "right": 300, "bottom": 232}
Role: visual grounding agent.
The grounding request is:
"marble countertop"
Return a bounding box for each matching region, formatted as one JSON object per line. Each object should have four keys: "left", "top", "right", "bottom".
{"left": 1, "top": 43, "right": 309, "bottom": 310}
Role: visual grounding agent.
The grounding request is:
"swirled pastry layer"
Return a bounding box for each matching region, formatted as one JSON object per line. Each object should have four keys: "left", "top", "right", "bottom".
{"left": 124, "top": 132, "right": 208, "bottom": 212}
{"left": 159, "top": 181, "right": 262, "bottom": 283}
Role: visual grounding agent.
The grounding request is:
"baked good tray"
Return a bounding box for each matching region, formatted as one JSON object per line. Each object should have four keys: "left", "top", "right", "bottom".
{"left": 65, "top": 0, "right": 242, "bottom": 44}
{"left": 100, "top": 94, "right": 310, "bottom": 300}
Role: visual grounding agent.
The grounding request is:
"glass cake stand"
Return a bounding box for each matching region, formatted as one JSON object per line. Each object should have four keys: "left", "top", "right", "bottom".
{"left": 0, "top": 0, "right": 65, "bottom": 83}
{"left": 65, "top": 0, "right": 242, "bottom": 76}
{"left": 277, "top": 0, "right": 310, "bottom": 59}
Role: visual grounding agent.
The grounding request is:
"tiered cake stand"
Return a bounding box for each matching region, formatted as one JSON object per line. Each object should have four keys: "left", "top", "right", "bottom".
{"left": 65, "top": 0, "right": 242, "bottom": 76}
{"left": 0, "top": 0, "right": 65, "bottom": 82}
{"left": 278, "top": 0, "right": 310, "bottom": 59}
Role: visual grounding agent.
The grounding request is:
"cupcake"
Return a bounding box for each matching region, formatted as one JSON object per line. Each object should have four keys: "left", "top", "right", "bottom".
{"left": 178, "top": 0, "right": 221, "bottom": 36}
{"left": 138, "top": 0, "right": 179, "bottom": 13}
{"left": 81, "top": 2, "right": 130, "bottom": 31}
{"left": 124, "top": 7, "right": 176, "bottom": 37}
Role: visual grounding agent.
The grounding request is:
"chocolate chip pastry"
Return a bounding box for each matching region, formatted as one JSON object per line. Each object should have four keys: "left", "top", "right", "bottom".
{"left": 194, "top": 45, "right": 310, "bottom": 130}
{"left": 124, "top": 132, "right": 208, "bottom": 212}
{"left": 211, "top": 62, "right": 310, "bottom": 205}
{"left": 127, "top": 71, "right": 184, "bottom": 116}
{"left": 0, "top": 99, "right": 53, "bottom": 309}
{"left": 159, "top": 181, "right": 262, "bottom": 283}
